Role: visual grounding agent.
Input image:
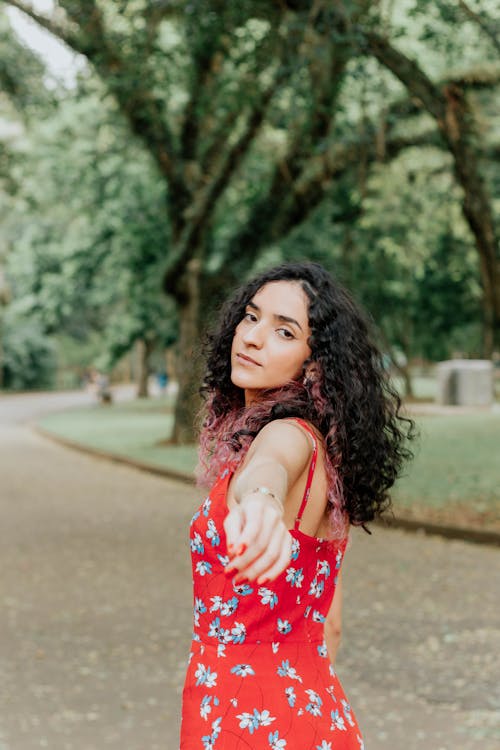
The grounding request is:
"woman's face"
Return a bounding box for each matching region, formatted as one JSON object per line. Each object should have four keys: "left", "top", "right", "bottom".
{"left": 230, "top": 280, "right": 312, "bottom": 405}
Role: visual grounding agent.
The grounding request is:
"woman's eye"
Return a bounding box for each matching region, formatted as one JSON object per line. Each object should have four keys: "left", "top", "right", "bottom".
{"left": 277, "top": 328, "right": 294, "bottom": 339}
{"left": 244, "top": 312, "right": 257, "bottom": 322}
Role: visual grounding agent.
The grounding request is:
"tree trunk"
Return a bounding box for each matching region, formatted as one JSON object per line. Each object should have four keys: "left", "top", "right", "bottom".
{"left": 172, "top": 258, "right": 204, "bottom": 444}
{"left": 481, "top": 270, "right": 500, "bottom": 357}
{"left": 136, "top": 338, "right": 153, "bottom": 398}
{"left": 366, "top": 33, "right": 500, "bottom": 359}
{"left": 399, "top": 363, "right": 414, "bottom": 400}
{"left": 0, "top": 321, "right": 3, "bottom": 390}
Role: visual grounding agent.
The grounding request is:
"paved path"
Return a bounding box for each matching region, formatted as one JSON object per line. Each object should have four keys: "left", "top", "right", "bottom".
{"left": 1, "top": 393, "right": 499, "bottom": 749}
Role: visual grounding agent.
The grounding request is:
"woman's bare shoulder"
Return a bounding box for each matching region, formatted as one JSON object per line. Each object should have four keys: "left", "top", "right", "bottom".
{"left": 244, "top": 418, "right": 313, "bottom": 472}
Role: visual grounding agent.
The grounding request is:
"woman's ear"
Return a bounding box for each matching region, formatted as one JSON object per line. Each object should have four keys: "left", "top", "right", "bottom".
{"left": 303, "top": 361, "right": 319, "bottom": 384}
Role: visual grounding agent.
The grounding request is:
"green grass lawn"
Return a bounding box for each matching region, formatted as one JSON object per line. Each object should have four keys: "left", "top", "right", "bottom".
{"left": 39, "top": 397, "right": 500, "bottom": 530}
{"left": 39, "top": 398, "right": 197, "bottom": 476}
{"left": 393, "top": 413, "right": 500, "bottom": 528}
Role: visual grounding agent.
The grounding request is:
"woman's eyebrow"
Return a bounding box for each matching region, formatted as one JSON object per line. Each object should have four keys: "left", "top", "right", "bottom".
{"left": 247, "top": 301, "right": 303, "bottom": 332}
{"left": 276, "top": 314, "right": 303, "bottom": 331}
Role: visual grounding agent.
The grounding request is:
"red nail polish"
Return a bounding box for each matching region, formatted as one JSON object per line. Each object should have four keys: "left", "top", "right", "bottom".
{"left": 236, "top": 543, "right": 247, "bottom": 556}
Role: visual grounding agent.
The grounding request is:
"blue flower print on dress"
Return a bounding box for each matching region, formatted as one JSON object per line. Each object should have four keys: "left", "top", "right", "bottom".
{"left": 208, "top": 617, "right": 231, "bottom": 644}
{"left": 201, "top": 716, "right": 222, "bottom": 749}
{"left": 220, "top": 596, "right": 239, "bottom": 616}
{"left": 290, "top": 537, "right": 300, "bottom": 561}
{"left": 201, "top": 497, "right": 211, "bottom": 517}
{"left": 330, "top": 709, "right": 346, "bottom": 731}
{"left": 259, "top": 587, "right": 278, "bottom": 609}
{"left": 268, "top": 729, "right": 287, "bottom": 748}
{"left": 206, "top": 519, "right": 220, "bottom": 546}
{"left": 341, "top": 699, "right": 356, "bottom": 727}
{"left": 194, "top": 663, "right": 218, "bottom": 688}
{"left": 196, "top": 561, "right": 212, "bottom": 576}
{"left": 335, "top": 549, "right": 343, "bottom": 569}
{"left": 277, "top": 618, "right": 292, "bottom": 635}
{"left": 285, "top": 567, "right": 304, "bottom": 588}
{"left": 200, "top": 694, "right": 219, "bottom": 720}
{"left": 217, "top": 553, "right": 230, "bottom": 567}
{"left": 312, "top": 610, "right": 326, "bottom": 623}
{"left": 236, "top": 708, "right": 275, "bottom": 734}
{"left": 190, "top": 532, "right": 205, "bottom": 554}
{"left": 233, "top": 581, "right": 254, "bottom": 596}
{"left": 209, "top": 594, "right": 238, "bottom": 616}
{"left": 317, "top": 559, "right": 331, "bottom": 577}
{"left": 316, "top": 742, "right": 332, "bottom": 750}
{"left": 230, "top": 663, "right": 255, "bottom": 677}
{"left": 209, "top": 596, "right": 223, "bottom": 613}
{"left": 194, "top": 597, "right": 207, "bottom": 627}
{"left": 190, "top": 509, "right": 200, "bottom": 526}
{"left": 285, "top": 686, "right": 296, "bottom": 707}
{"left": 305, "top": 689, "right": 323, "bottom": 717}
{"left": 309, "top": 578, "right": 325, "bottom": 598}
{"left": 277, "top": 660, "right": 302, "bottom": 682}
{"left": 357, "top": 734, "right": 365, "bottom": 749}
{"left": 317, "top": 642, "right": 328, "bottom": 658}
{"left": 195, "top": 597, "right": 207, "bottom": 614}
{"left": 231, "top": 621, "right": 247, "bottom": 644}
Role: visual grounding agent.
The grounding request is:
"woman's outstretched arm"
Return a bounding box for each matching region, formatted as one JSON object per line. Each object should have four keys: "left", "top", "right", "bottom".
{"left": 223, "top": 419, "right": 314, "bottom": 584}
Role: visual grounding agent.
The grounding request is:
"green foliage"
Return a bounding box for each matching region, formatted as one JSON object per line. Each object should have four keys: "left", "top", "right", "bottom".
{"left": 1, "top": 307, "right": 56, "bottom": 389}
{"left": 1, "top": 0, "right": 498, "bottom": 395}
{"left": 3, "top": 87, "right": 177, "bottom": 380}
{"left": 0, "top": 10, "right": 50, "bottom": 114}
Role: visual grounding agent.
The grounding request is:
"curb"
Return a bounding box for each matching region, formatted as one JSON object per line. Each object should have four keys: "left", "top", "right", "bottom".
{"left": 374, "top": 516, "right": 500, "bottom": 548}
{"left": 35, "top": 425, "right": 500, "bottom": 549}
{"left": 34, "top": 425, "right": 194, "bottom": 485}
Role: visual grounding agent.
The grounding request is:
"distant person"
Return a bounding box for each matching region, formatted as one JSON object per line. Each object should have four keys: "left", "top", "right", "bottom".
{"left": 156, "top": 370, "right": 169, "bottom": 395}
{"left": 180, "top": 262, "right": 414, "bottom": 749}
{"left": 96, "top": 372, "right": 112, "bottom": 404}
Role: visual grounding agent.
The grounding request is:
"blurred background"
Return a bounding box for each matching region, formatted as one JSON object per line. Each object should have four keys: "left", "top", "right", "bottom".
{"left": 0, "top": 1, "right": 499, "bottom": 749}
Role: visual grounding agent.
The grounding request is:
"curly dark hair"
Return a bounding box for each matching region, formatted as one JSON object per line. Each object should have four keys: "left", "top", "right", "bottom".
{"left": 199, "top": 261, "right": 415, "bottom": 530}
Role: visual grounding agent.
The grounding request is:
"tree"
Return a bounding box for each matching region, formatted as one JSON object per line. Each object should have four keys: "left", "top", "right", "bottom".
{"left": 2, "top": 0, "right": 498, "bottom": 438}
{"left": 0, "top": 8, "right": 55, "bottom": 387}
{"left": 2, "top": 86, "right": 177, "bottom": 394}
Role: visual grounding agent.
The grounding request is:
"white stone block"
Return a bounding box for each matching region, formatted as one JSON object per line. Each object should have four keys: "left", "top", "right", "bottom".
{"left": 436, "top": 359, "right": 493, "bottom": 406}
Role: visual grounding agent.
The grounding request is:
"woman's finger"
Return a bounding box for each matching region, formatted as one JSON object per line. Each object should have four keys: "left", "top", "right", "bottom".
{"left": 235, "top": 525, "right": 284, "bottom": 582}
{"left": 223, "top": 505, "right": 244, "bottom": 553}
{"left": 224, "top": 501, "right": 277, "bottom": 574}
{"left": 256, "top": 529, "right": 293, "bottom": 583}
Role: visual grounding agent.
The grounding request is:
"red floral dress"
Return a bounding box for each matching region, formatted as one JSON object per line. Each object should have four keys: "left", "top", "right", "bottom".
{"left": 180, "top": 419, "right": 363, "bottom": 750}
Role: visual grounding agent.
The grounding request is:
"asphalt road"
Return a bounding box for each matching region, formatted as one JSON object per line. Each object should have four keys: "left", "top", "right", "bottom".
{"left": 1, "top": 391, "right": 499, "bottom": 750}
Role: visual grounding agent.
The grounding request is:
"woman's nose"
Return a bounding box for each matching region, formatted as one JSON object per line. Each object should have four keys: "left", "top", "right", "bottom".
{"left": 242, "top": 322, "right": 264, "bottom": 347}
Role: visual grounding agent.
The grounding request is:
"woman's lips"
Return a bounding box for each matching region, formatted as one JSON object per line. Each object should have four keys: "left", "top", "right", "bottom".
{"left": 237, "top": 353, "right": 261, "bottom": 366}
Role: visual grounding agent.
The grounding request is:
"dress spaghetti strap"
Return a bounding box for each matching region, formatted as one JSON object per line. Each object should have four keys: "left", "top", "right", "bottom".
{"left": 286, "top": 418, "right": 318, "bottom": 531}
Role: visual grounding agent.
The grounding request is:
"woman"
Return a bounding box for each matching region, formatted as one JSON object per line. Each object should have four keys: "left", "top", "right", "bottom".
{"left": 180, "top": 262, "right": 414, "bottom": 749}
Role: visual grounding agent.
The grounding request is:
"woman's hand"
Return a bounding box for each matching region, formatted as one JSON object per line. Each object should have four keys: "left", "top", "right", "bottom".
{"left": 223, "top": 493, "right": 293, "bottom": 584}
{"left": 222, "top": 419, "right": 315, "bottom": 584}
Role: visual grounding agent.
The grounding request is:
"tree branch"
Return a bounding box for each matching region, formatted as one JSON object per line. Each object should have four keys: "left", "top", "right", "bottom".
{"left": 3, "top": 0, "right": 190, "bottom": 226}
{"left": 219, "top": 35, "right": 350, "bottom": 273}
{"left": 163, "top": 75, "right": 281, "bottom": 295}
{"left": 3, "top": 0, "right": 81, "bottom": 51}
{"left": 222, "top": 124, "right": 446, "bottom": 279}
{"left": 458, "top": 0, "right": 500, "bottom": 56}
{"left": 365, "top": 29, "right": 499, "bottom": 352}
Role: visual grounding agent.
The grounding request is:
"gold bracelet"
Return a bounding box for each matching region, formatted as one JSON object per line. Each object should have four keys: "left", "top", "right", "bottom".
{"left": 241, "top": 486, "right": 284, "bottom": 514}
